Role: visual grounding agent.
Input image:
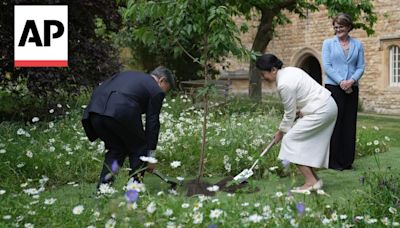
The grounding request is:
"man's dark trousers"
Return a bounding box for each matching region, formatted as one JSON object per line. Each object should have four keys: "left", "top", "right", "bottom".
{"left": 90, "top": 113, "right": 147, "bottom": 185}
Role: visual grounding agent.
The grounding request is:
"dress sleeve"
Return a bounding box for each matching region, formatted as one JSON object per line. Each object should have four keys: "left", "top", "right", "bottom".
{"left": 278, "top": 84, "right": 297, "bottom": 133}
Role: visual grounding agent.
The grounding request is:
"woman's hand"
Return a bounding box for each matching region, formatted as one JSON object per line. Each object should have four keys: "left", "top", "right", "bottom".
{"left": 274, "top": 130, "right": 284, "bottom": 144}
{"left": 296, "top": 110, "right": 303, "bottom": 120}
{"left": 340, "top": 79, "right": 355, "bottom": 91}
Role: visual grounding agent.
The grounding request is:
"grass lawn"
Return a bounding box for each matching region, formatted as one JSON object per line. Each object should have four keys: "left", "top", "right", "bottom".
{"left": 1, "top": 104, "right": 399, "bottom": 227}
{"left": 43, "top": 139, "right": 400, "bottom": 201}
{"left": 358, "top": 113, "right": 400, "bottom": 147}
{"left": 8, "top": 137, "right": 397, "bottom": 227}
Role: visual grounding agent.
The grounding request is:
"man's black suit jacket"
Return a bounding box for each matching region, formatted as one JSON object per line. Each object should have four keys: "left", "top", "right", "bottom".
{"left": 82, "top": 71, "right": 165, "bottom": 150}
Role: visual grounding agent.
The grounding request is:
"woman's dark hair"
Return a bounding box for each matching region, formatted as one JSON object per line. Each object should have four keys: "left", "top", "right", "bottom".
{"left": 255, "top": 54, "right": 283, "bottom": 71}
{"left": 332, "top": 13, "right": 354, "bottom": 32}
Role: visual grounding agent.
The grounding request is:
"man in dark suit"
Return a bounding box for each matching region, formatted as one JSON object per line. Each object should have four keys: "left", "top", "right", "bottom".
{"left": 82, "top": 66, "right": 176, "bottom": 187}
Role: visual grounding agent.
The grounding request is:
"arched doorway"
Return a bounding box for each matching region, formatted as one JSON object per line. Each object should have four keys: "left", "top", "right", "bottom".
{"left": 298, "top": 55, "right": 322, "bottom": 84}
{"left": 291, "top": 47, "right": 323, "bottom": 85}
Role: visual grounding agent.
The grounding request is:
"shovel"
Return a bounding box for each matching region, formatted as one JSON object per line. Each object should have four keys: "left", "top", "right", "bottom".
{"left": 233, "top": 139, "right": 275, "bottom": 183}
{"left": 151, "top": 170, "right": 179, "bottom": 189}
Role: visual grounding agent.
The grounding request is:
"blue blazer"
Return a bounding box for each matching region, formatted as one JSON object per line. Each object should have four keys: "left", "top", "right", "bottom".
{"left": 322, "top": 36, "right": 365, "bottom": 86}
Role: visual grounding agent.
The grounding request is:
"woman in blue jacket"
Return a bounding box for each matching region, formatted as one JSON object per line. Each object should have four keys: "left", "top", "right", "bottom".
{"left": 322, "top": 13, "right": 365, "bottom": 170}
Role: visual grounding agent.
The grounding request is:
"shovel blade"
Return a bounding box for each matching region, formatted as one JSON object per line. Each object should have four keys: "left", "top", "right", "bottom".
{"left": 233, "top": 169, "right": 254, "bottom": 183}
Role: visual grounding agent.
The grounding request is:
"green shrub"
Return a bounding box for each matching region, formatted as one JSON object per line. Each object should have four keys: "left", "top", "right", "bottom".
{"left": 0, "top": 0, "right": 121, "bottom": 121}
{"left": 0, "top": 77, "right": 91, "bottom": 121}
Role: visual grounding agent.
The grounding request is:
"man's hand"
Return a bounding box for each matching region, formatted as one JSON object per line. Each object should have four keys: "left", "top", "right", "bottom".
{"left": 147, "top": 163, "right": 156, "bottom": 173}
{"left": 147, "top": 150, "right": 156, "bottom": 157}
{"left": 274, "top": 130, "right": 284, "bottom": 144}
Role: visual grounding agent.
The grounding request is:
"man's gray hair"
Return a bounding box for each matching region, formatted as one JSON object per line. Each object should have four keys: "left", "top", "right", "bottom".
{"left": 151, "top": 66, "right": 176, "bottom": 90}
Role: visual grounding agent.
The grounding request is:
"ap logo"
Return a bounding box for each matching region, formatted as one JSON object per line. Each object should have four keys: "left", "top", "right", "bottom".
{"left": 14, "top": 5, "right": 68, "bottom": 67}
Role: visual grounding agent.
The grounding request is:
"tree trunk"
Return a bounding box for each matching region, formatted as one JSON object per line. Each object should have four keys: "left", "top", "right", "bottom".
{"left": 249, "top": 9, "right": 275, "bottom": 100}
{"left": 197, "top": 12, "right": 210, "bottom": 183}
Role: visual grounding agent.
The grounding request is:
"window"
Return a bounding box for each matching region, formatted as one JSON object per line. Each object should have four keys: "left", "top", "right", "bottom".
{"left": 389, "top": 45, "right": 400, "bottom": 86}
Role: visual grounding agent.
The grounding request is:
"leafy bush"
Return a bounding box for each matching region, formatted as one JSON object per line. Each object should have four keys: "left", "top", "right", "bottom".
{"left": 0, "top": 1, "right": 121, "bottom": 120}
{"left": 0, "top": 77, "right": 91, "bottom": 121}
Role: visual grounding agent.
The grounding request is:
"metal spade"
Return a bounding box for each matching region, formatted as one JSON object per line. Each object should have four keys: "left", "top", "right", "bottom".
{"left": 233, "top": 139, "right": 275, "bottom": 183}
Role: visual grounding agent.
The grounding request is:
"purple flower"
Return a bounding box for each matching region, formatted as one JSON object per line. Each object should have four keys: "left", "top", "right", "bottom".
{"left": 125, "top": 189, "right": 139, "bottom": 203}
{"left": 208, "top": 224, "right": 218, "bottom": 228}
{"left": 282, "top": 159, "right": 290, "bottom": 169}
{"left": 111, "top": 160, "right": 119, "bottom": 174}
{"left": 296, "top": 202, "right": 305, "bottom": 215}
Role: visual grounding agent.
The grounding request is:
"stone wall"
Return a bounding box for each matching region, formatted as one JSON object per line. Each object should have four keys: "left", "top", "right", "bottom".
{"left": 227, "top": 1, "right": 400, "bottom": 115}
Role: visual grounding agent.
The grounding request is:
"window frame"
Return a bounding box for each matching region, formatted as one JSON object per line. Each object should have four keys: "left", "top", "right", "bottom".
{"left": 389, "top": 45, "right": 400, "bottom": 87}
{"left": 379, "top": 37, "right": 400, "bottom": 90}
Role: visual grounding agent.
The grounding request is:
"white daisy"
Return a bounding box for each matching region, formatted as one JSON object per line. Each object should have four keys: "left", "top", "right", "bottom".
{"left": 26, "top": 150, "right": 33, "bottom": 158}
{"left": 164, "top": 209, "right": 173, "bottom": 217}
{"left": 44, "top": 198, "right": 57, "bottom": 205}
{"left": 209, "top": 209, "right": 224, "bottom": 219}
{"left": 389, "top": 207, "right": 397, "bottom": 214}
{"left": 105, "top": 218, "right": 116, "bottom": 228}
{"left": 170, "top": 161, "right": 181, "bottom": 168}
{"left": 24, "top": 223, "right": 34, "bottom": 228}
{"left": 248, "top": 214, "right": 263, "bottom": 223}
{"left": 193, "top": 211, "right": 203, "bottom": 224}
{"left": 176, "top": 176, "right": 184, "bottom": 181}
{"left": 146, "top": 202, "right": 156, "bottom": 214}
{"left": 275, "top": 191, "right": 283, "bottom": 197}
{"left": 72, "top": 205, "right": 84, "bottom": 215}
{"left": 269, "top": 166, "right": 279, "bottom": 171}
{"left": 206, "top": 185, "right": 219, "bottom": 192}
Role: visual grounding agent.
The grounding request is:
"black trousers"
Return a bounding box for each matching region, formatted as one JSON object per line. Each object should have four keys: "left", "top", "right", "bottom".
{"left": 325, "top": 85, "right": 359, "bottom": 170}
{"left": 89, "top": 113, "right": 147, "bottom": 185}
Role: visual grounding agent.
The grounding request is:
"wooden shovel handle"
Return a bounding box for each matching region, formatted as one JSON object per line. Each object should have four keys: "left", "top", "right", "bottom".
{"left": 249, "top": 139, "right": 275, "bottom": 170}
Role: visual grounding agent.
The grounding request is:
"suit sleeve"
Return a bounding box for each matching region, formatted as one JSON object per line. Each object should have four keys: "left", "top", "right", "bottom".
{"left": 145, "top": 92, "right": 165, "bottom": 150}
{"left": 351, "top": 42, "right": 365, "bottom": 82}
{"left": 322, "top": 40, "right": 342, "bottom": 84}
{"left": 278, "top": 84, "right": 297, "bottom": 133}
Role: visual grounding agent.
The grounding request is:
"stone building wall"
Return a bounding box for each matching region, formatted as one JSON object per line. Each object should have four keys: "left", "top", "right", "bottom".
{"left": 228, "top": 1, "right": 400, "bottom": 114}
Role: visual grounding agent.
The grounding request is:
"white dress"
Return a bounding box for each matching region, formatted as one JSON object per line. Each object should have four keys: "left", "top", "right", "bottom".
{"left": 276, "top": 67, "right": 338, "bottom": 168}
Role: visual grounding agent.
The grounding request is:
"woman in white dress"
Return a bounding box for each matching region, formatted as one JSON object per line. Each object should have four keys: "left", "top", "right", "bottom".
{"left": 255, "top": 54, "right": 338, "bottom": 192}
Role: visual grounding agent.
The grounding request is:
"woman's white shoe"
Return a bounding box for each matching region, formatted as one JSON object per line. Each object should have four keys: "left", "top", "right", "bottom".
{"left": 291, "top": 179, "right": 323, "bottom": 194}
{"left": 312, "top": 179, "right": 323, "bottom": 190}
